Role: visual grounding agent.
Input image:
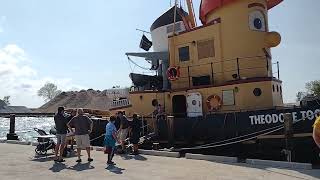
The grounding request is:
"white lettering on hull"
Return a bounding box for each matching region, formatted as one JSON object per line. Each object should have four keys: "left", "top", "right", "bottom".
{"left": 249, "top": 109, "right": 320, "bottom": 125}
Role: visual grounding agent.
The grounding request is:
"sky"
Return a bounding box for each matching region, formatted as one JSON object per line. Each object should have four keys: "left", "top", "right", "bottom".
{"left": 0, "top": 0, "right": 319, "bottom": 108}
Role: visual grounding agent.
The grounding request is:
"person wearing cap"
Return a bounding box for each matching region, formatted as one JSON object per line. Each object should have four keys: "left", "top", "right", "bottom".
{"left": 53, "top": 106, "right": 68, "bottom": 162}
{"left": 313, "top": 112, "right": 320, "bottom": 148}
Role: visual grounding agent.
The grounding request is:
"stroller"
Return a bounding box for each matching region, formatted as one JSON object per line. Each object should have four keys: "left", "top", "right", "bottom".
{"left": 34, "top": 128, "right": 56, "bottom": 155}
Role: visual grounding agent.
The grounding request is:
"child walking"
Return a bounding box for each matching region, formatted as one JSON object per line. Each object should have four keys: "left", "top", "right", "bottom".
{"left": 104, "top": 116, "right": 119, "bottom": 165}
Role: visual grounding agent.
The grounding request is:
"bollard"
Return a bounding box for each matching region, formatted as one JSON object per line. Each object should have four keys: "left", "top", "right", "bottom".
{"left": 283, "top": 113, "right": 293, "bottom": 162}
{"left": 7, "top": 114, "right": 19, "bottom": 140}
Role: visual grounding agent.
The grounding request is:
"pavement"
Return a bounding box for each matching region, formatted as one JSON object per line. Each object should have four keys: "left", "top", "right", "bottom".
{"left": 0, "top": 143, "right": 320, "bottom": 180}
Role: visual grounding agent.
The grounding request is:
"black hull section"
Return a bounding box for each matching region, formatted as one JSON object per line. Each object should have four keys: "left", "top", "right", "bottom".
{"left": 156, "top": 103, "right": 320, "bottom": 163}
{"left": 89, "top": 100, "right": 320, "bottom": 163}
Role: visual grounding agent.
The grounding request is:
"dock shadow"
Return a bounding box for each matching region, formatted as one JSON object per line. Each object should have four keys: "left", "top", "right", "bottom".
{"left": 119, "top": 154, "right": 147, "bottom": 161}
{"left": 49, "top": 163, "right": 67, "bottom": 172}
{"left": 67, "top": 162, "right": 95, "bottom": 171}
{"left": 31, "top": 153, "right": 77, "bottom": 163}
{"left": 197, "top": 160, "right": 320, "bottom": 179}
{"left": 105, "top": 165, "right": 125, "bottom": 174}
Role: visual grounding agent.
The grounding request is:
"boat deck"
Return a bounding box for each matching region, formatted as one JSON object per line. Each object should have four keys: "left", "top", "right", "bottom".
{"left": 0, "top": 143, "right": 320, "bottom": 180}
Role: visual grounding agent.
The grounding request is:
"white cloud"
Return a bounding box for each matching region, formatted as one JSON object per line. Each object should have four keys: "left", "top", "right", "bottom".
{"left": 0, "top": 44, "right": 84, "bottom": 108}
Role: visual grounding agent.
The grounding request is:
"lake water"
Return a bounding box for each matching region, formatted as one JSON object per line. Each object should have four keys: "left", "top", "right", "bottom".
{"left": 0, "top": 117, "right": 54, "bottom": 142}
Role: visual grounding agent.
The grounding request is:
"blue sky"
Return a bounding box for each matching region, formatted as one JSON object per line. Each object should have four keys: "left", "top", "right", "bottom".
{"left": 0, "top": 0, "right": 319, "bottom": 108}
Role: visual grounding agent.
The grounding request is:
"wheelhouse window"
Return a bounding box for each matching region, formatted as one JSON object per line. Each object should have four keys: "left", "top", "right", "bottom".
{"left": 197, "top": 39, "right": 215, "bottom": 59}
{"left": 222, "top": 90, "right": 235, "bottom": 106}
{"left": 192, "top": 75, "right": 211, "bottom": 86}
{"left": 179, "top": 46, "right": 190, "bottom": 62}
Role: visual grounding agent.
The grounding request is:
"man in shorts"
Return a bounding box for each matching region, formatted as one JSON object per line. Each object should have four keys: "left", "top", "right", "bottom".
{"left": 68, "top": 108, "right": 93, "bottom": 163}
{"left": 117, "top": 111, "right": 129, "bottom": 154}
{"left": 54, "top": 106, "right": 68, "bottom": 162}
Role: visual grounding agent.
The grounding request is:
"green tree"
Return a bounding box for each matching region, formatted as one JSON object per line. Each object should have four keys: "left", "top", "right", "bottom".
{"left": 2, "top": 96, "right": 10, "bottom": 105}
{"left": 296, "top": 80, "right": 320, "bottom": 102}
{"left": 38, "top": 82, "right": 62, "bottom": 102}
{"left": 306, "top": 80, "right": 320, "bottom": 97}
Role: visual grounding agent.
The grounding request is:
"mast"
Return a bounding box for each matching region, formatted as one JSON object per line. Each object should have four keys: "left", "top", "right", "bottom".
{"left": 186, "top": 0, "right": 196, "bottom": 28}
{"left": 172, "top": 0, "right": 178, "bottom": 36}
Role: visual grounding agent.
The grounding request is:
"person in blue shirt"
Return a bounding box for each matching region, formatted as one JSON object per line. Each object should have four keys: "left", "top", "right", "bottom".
{"left": 104, "top": 116, "right": 119, "bottom": 165}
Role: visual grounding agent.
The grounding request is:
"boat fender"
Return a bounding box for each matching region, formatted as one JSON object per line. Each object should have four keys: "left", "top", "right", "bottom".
{"left": 206, "top": 95, "right": 222, "bottom": 111}
{"left": 167, "top": 67, "right": 180, "bottom": 81}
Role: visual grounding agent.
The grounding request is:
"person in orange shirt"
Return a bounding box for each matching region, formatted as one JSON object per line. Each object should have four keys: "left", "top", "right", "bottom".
{"left": 313, "top": 113, "right": 320, "bottom": 149}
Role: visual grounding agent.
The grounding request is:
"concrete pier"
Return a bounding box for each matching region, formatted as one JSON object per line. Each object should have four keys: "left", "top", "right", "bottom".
{"left": 0, "top": 143, "right": 319, "bottom": 180}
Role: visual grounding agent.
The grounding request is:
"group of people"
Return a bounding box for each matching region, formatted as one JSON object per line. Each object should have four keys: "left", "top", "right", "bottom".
{"left": 53, "top": 107, "right": 141, "bottom": 165}
{"left": 104, "top": 112, "right": 141, "bottom": 165}
{"left": 54, "top": 107, "right": 93, "bottom": 163}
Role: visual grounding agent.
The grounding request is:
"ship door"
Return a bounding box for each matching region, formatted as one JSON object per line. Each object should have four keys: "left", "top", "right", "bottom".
{"left": 172, "top": 95, "right": 187, "bottom": 117}
{"left": 186, "top": 92, "right": 203, "bottom": 117}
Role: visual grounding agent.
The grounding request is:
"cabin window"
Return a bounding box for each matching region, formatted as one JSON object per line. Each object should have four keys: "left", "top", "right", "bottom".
{"left": 197, "top": 40, "right": 215, "bottom": 59}
{"left": 223, "top": 90, "right": 235, "bottom": 106}
{"left": 167, "top": 22, "right": 182, "bottom": 34}
{"left": 179, "top": 46, "right": 190, "bottom": 62}
{"left": 272, "top": 85, "right": 275, "bottom": 92}
{"left": 253, "top": 88, "right": 262, "bottom": 97}
{"left": 192, "top": 76, "right": 211, "bottom": 86}
{"left": 277, "top": 85, "right": 279, "bottom": 92}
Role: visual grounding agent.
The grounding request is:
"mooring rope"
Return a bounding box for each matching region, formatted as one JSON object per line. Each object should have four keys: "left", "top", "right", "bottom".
{"left": 174, "top": 112, "right": 318, "bottom": 151}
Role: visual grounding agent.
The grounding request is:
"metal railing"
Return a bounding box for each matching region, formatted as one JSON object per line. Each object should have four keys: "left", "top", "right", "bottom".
{"left": 110, "top": 99, "right": 131, "bottom": 108}
{"left": 173, "top": 55, "right": 280, "bottom": 89}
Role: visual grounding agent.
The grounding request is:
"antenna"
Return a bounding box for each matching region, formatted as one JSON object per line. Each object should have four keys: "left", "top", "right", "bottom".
{"left": 136, "top": 28, "right": 151, "bottom": 34}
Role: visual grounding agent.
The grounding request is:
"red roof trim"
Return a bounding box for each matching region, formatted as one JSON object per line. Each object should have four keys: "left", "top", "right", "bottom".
{"left": 200, "top": 0, "right": 283, "bottom": 25}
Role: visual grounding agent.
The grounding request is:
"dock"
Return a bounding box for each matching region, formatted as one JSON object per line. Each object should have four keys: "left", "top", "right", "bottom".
{"left": 0, "top": 113, "right": 55, "bottom": 117}
{"left": 0, "top": 143, "right": 319, "bottom": 180}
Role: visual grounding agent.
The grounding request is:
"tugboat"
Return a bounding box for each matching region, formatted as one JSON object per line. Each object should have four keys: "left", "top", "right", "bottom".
{"left": 109, "top": 0, "right": 320, "bottom": 163}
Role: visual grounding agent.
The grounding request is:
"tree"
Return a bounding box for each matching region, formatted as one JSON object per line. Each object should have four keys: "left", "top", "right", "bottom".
{"left": 38, "top": 82, "right": 62, "bottom": 102}
{"left": 296, "top": 80, "right": 320, "bottom": 102}
{"left": 296, "top": 92, "right": 307, "bottom": 102}
{"left": 306, "top": 80, "right": 320, "bottom": 97}
{"left": 2, "top": 96, "right": 10, "bottom": 105}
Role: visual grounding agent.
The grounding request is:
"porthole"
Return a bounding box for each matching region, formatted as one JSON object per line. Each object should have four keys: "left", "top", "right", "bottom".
{"left": 253, "top": 88, "right": 262, "bottom": 97}
{"left": 152, "top": 99, "right": 158, "bottom": 106}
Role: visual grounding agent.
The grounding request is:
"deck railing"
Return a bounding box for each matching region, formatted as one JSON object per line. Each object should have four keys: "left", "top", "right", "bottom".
{"left": 110, "top": 99, "right": 131, "bottom": 108}
{"left": 173, "top": 55, "right": 280, "bottom": 89}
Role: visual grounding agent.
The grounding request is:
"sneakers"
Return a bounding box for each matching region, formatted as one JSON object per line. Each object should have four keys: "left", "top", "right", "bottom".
{"left": 76, "top": 158, "right": 93, "bottom": 163}
{"left": 107, "top": 161, "right": 116, "bottom": 165}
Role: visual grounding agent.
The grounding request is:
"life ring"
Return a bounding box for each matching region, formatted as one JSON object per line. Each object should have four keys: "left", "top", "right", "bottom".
{"left": 206, "top": 95, "right": 222, "bottom": 111}
{"left": 167, "top": 67, "right": 180, "bottom": 81}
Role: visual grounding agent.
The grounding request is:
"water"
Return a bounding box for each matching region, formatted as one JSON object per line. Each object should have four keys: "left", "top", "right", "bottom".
{"left": 0, "top": 117, "right": 54, "bottom": 142}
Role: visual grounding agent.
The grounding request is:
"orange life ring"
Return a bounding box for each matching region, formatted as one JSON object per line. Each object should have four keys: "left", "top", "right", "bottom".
{"left": 206, "top": 95, "right": 222, "bottom": 111}
{"left": 167, "top": 67, "right": 180, "bottom": 81}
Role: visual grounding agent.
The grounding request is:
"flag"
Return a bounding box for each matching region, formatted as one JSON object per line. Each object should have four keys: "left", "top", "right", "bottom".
{"left": 139, "top": 35, "right": 152, "bottom": 51}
